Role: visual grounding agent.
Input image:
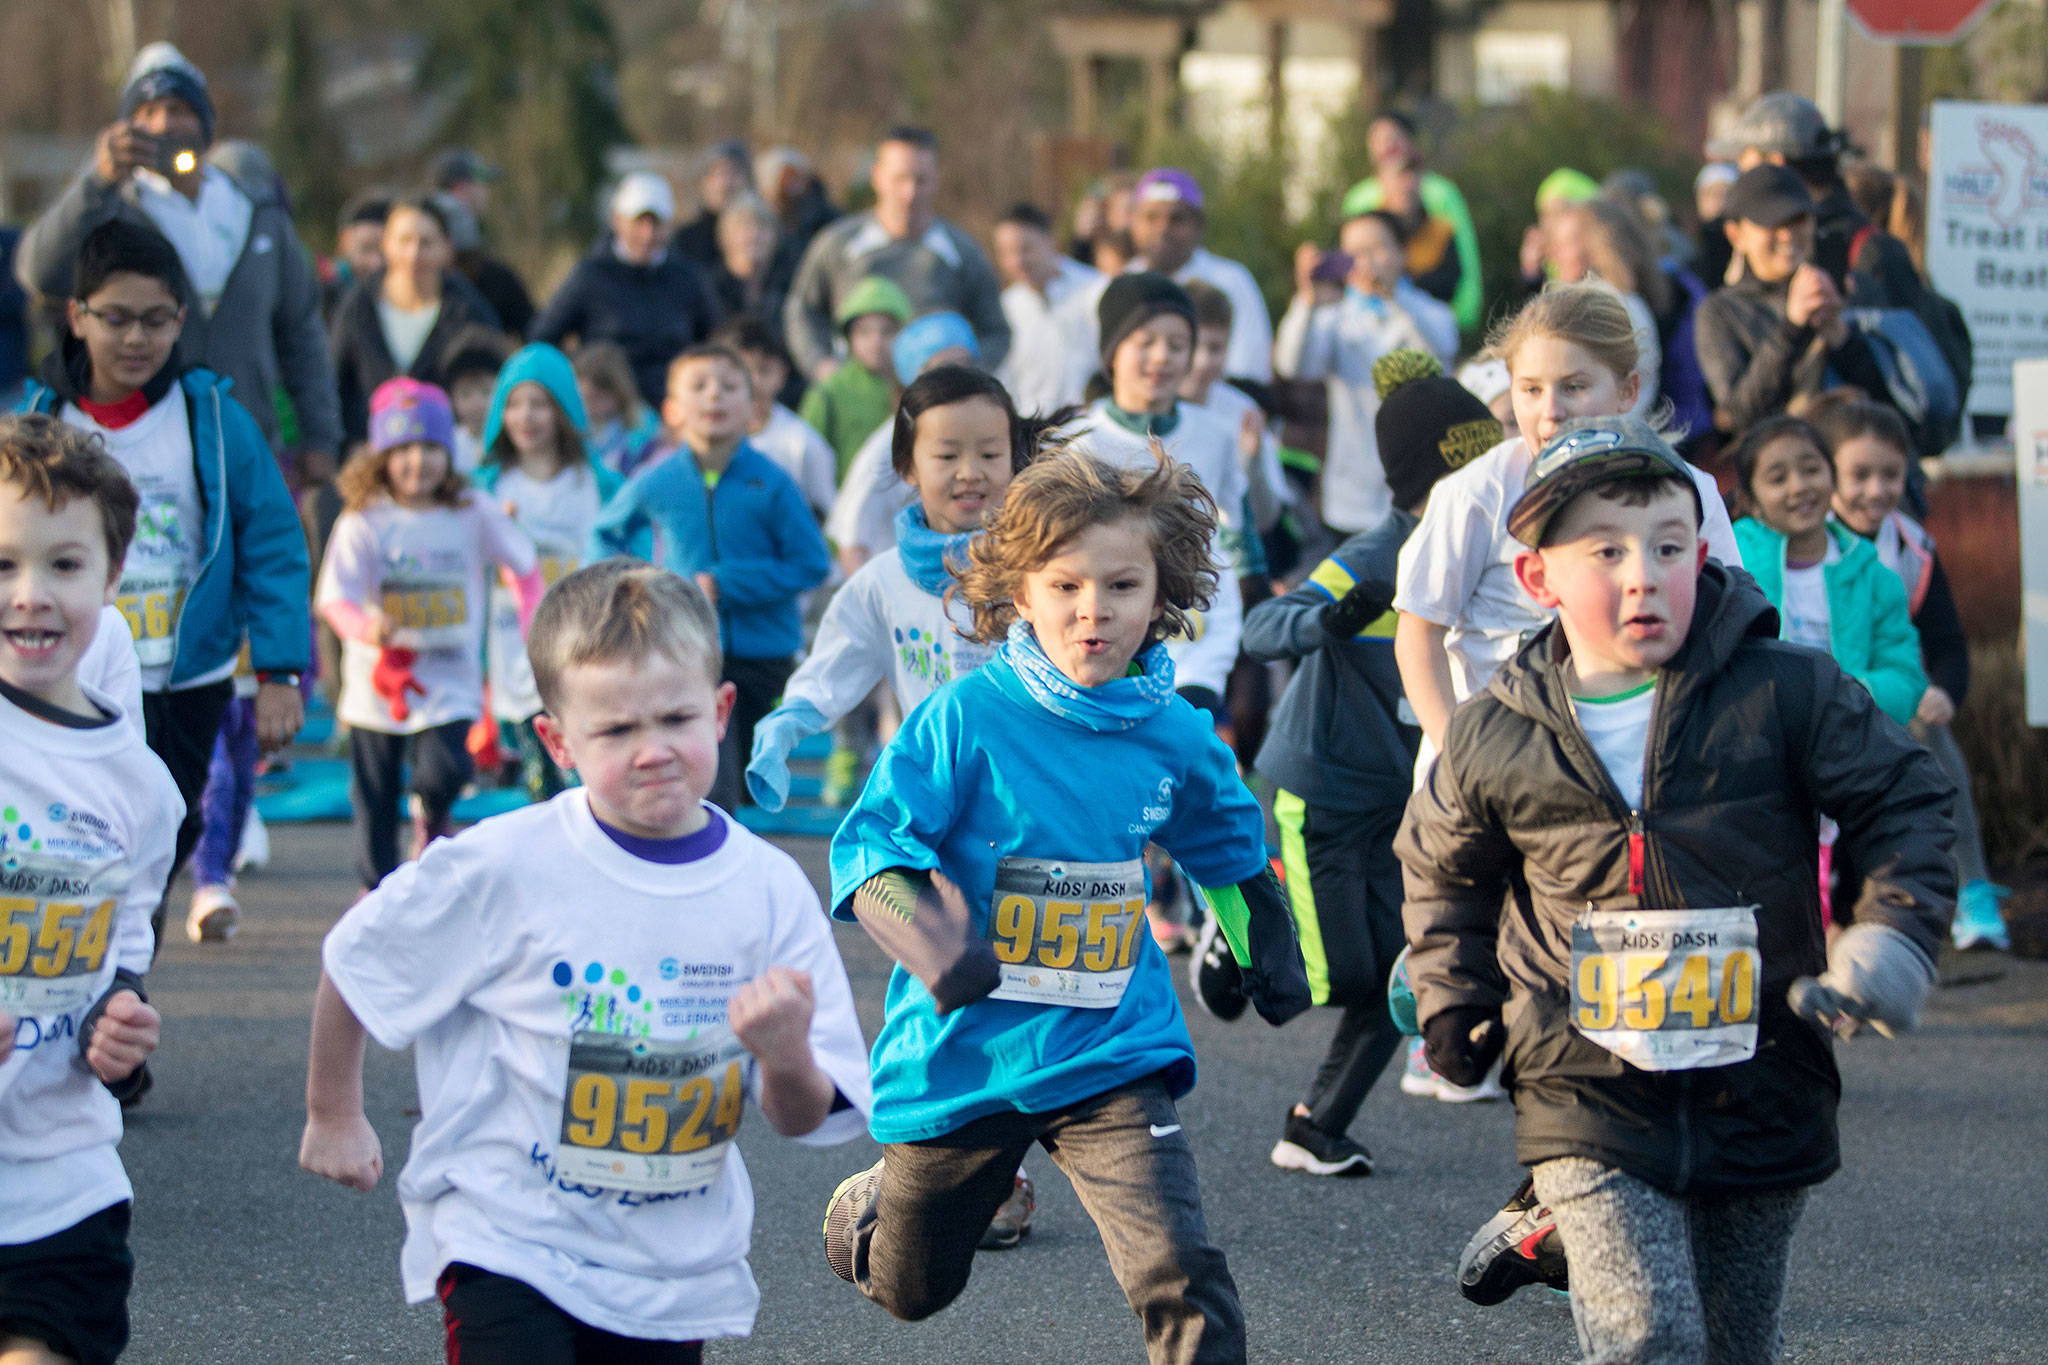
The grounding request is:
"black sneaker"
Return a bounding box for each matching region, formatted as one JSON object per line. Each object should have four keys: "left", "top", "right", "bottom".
{"left": 1269, "top": 1111, "right": 1373, "bottom": 1176}
{"left": 1457, "top": 1175, "right": 1569, "bottom": 1305}
{"left": 1189, "top": 915, "right": 1247, "bottom": 1021}
{"left": 823, "top": 1159, "right": 884, "bottom": 1283}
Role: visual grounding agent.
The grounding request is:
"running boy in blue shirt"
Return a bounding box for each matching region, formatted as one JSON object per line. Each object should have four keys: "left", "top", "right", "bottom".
{"left": 820, "top": 448, "right": 1309, "bottom": 1365}
{"left": 588, "top": 344, "right": 830, "bottom": 810}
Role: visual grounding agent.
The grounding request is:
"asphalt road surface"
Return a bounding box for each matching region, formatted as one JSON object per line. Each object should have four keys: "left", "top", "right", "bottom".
{"left": 117, "top": 821, "right": 2046, "bottom": 1363}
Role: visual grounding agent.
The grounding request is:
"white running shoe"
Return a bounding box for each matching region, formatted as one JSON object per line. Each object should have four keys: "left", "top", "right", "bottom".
{"left": 1435, "top": 1057, "right": 1507, "bottom": 1104}
{"left": 186, "top": 884, "right": 240, "bottom": 943}
{"left": 233, "top": 806, "right": 270, "bottom": 872}
{"left": 1400, "top": 1038, "right": 1438, "bottom": 1096}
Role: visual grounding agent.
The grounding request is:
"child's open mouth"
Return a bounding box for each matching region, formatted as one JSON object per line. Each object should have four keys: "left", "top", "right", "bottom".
{"left": 4, "top": 627, "right": 62, "bottom": 657}
{"left": 1621, "top": 615, "right": 1665, "bottom": 638}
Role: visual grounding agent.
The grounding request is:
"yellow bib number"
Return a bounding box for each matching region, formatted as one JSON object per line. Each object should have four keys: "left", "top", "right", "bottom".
{"left": 0, "top": 887, "right": 120, "bottom": 1017}
{"left": 1570, "top": 906, "right": 1761, "bottom": 1072}
{"left": 987, "top": 857, "right": 1145, "bottom": 1008}
{"left": 555, "top": 1030, "right": 748, "bottom": 1193}
{"left": 380, "top": 585, "right": 468, "bottom": 632}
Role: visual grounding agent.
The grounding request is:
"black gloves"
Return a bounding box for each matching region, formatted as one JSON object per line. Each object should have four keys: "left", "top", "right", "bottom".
{"left": 1423, "top": 1005, "right": 1504, "bottom": 1088}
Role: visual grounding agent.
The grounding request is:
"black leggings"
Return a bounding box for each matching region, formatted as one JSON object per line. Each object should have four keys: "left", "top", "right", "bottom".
{"left": 712, "top": 655, "right": 794, "bottom": 811}
{"left": 1278, "top": 795, "right": 1407, "bottom": 1137}
{"left": 436, "top": 1263, "right": 702, "bottom": 1365}
{"left": 348, "top": 721, "right": 472, "bottom": 890}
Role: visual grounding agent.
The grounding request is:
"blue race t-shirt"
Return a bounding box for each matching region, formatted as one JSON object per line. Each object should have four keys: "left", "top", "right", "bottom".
{"left": 828, "top": 641, "right": 1268, "bottom": 1144}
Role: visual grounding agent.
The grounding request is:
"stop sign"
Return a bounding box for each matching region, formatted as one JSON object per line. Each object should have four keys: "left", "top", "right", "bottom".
{"left": 1847, "top": 0, "right": 1998, "bottom": 42}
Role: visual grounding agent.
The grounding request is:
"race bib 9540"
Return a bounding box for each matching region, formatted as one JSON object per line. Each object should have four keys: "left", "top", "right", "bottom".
{"left": 1570, "top": 906, "right": 1761, "bottom": 1072}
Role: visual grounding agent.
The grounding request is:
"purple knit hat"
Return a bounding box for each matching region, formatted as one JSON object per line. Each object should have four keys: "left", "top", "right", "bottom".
{"left": 369, "top": 377, "right": 456, "bottom": 455}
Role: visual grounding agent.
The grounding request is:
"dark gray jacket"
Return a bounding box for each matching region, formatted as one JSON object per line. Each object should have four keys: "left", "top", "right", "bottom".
{"left": 1694, "top": 272, "right": 1889, "bottom": 439}
{"left": 1244, "top": 512, "right": 1419, "bottom": 813}
{"left": 1397, "top": 562, "right": 1954, "bottom": 1194}
{"left": 15, "top": 161, "right": 341, "bottom": 455}
{"left": 782, "top": 213, "right": 1009, "bottom": 378}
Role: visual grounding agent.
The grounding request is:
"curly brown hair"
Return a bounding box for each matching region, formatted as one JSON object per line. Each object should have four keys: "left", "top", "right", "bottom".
{"left": 336, "top": 442, "right": 470, "bottom": 512}
{"left": 0, "top": 413, "right": 139, "bottom": 567}
{"left": 952, "top": 445, "right": 1218, "bottom": 648}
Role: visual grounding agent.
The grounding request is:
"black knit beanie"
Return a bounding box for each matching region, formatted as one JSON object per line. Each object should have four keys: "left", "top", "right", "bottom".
{"left": 1374, "top": 361, "right": 1502, "bottom": 513}
{"left": 1097, "top": 272, "right": 1197, "bottom": 372}
{"left": 118, "top": 44, "right": 216, "bottom": 147}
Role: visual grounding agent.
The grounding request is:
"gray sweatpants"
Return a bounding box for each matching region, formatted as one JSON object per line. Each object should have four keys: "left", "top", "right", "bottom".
{"left": 1532, "top": 1158, "right": 1807, "bottom": 1365}
{"left": 852, "top": 1074, "right": 1245, "bottom": 1365}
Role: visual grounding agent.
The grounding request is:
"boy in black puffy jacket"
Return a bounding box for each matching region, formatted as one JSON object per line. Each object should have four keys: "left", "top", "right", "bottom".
{"left": 1397, "top": 416, "right": 1953, "bottom": 1363}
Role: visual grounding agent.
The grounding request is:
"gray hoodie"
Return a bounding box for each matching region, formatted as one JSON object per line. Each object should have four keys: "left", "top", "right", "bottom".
{"left": 15, "top": 159, "right": 341, "bottom": 456}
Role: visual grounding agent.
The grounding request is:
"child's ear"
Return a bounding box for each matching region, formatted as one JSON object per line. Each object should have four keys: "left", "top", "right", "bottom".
{"left": 533, "top": 713, "right": 577, "bottom": 771}
{"left": 1614, "top": 368, "right": 1641, "bottom": 412}
{"left": 660, "top": 394, "right": 686, "bottom": 431}
{"left": 1514, "top": 549, "right": 1560, "bottom": 609}
{"left": 713, "top": 680, "right": 737, "bottom": 741}
{"left": 66, "top": 300, "right": 89, "bottom": 342}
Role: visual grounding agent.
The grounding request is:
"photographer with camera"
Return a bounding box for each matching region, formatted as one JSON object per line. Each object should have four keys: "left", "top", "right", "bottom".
{"left": 15, "top": 43, "right": 340, "bottom": 479}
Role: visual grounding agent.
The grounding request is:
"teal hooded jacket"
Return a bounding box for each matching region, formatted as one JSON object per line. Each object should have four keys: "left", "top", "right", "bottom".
{"left": 468, "top": 342, "right": 623, "bottom": 505}
{"left": 1732, "top": 517, "right": 1925, "bottom": 726}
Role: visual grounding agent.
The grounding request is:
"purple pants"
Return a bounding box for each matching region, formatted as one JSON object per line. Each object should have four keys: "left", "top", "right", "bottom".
{"left": 192, "top": 696, "right": 259, "bottom": 889}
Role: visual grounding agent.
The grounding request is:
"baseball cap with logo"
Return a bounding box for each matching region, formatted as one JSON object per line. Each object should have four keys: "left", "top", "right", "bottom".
{"left": 1507, "top": 415, "right": 1703, "bottom": 548}
{"left": 1133, "top": 168, "right": 1204, "bottom": 213}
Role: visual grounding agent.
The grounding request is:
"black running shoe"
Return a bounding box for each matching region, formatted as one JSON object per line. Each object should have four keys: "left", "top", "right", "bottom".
{"left": 1189, "top": 915, "right": 1247, "bottom": 1021}
{"left": 1457, "top": 1175, "right": 1569, "bottom": 1305}
{"left": 823, "top": 1159, "right": 884, "bottom": 1283}
{"left": 1269, "top": 1111, "right": 1374, "bottom": 1177}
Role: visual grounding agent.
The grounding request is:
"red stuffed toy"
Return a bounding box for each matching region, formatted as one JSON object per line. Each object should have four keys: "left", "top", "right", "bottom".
{"left": 372, "top": 647, "right": 426, "bottom": 722}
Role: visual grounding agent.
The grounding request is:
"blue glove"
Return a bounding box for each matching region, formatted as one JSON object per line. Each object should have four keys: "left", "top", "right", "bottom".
{"left": 745, "top": 701, "right": 827, "bottom": 811}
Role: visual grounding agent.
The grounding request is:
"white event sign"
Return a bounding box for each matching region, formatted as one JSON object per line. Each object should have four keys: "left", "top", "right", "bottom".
{"left": 2014, "top": 356, "right": 2048, "bottom": 727}
{"left": 1927, "top": 101, "right": 2048, "bottom": 418}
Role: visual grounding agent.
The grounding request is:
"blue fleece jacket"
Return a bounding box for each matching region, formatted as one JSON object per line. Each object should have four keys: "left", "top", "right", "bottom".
{"left": 587, "top": 441, "right": 829, "bottom": 660}
{"left": 21, "top": 367, "right": 310, "bottom": 686}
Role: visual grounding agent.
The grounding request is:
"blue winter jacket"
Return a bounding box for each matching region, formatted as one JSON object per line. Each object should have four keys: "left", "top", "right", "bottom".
{"left": 22, "top": 367, "right": 311, "bottom": 687}
{"left": 587, "top": 441, "right": 830, "bottom": 660}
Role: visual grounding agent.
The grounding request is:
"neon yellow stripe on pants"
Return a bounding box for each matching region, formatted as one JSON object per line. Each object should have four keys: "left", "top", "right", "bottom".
{"left": 1273, "top": 789, "right": 1329, "bottom": 1007}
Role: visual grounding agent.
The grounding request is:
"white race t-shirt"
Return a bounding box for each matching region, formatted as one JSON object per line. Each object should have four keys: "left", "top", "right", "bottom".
{"left": 1393, "top": 436, "right": 1739, "bottom": 703}
{"left": 1571, "top": 682, "right": 1656, "bottom": 811}
{"left": 1780, "top": 548, "right": 1837, "bottom": 654}
{"left": 133, "top": 165, "right": 252, "bottom": 315}
{"left": 321, "top": 793, "right": 872, "bottom": 1341}
{"left": 997, "top": 256, "right": 1104, "bottom": 414}
{"left": 77, "top": 606, "right": 145, "bottom": 741}
{"left": 749, "top": 405, "right": 837, "bottom": 521}
{"left": 63, "top": 387, "right": 228, "bottom": 693}
{"left": 783, "top": 551, "right": 993, "bottom": 724}
{"left": 487, "top": 466, "right": 606, "bottom": 722}
{"left": 317, "top": 496, "right": 536, "bottom": 733}
{"left": 1071, "top": 402, "right": 1249, "bottom": 698}
{"left": 0, "top": 688, "right": 181, "bottom": 1245}
{"left": 1192, "top": 380, "right": 1289, "bottom": 518}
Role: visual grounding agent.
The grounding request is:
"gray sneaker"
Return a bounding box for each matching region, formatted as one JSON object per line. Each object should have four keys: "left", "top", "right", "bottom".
{"left": 978, "top": 1170, "right": 1036, "bottom": 1249}
{"left": 823, "top": 1159, "right": 884, "bottom": 1283}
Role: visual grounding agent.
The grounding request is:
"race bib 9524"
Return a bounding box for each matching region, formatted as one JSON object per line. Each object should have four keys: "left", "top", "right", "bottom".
{"left": 555, "top": 1029, "right": 747, "bottom": 1193}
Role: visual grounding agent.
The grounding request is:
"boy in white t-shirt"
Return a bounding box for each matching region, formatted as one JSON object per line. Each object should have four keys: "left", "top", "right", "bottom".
{"left": 301, "top": 560, "right": 871, "bottom": 1362}
{"left": 0, "top": 416, "right": 182, "bottom": 1365}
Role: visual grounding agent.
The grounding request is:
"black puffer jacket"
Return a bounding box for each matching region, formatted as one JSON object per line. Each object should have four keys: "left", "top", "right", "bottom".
{"left": 1397, "top": 562, "right": 1954, "bottom": 1194}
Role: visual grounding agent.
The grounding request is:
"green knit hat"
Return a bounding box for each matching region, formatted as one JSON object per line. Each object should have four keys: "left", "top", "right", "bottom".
{"left": 1371, "top": 348, "right": 1443, "bottom": 402}
{"left": 836, "top": 276, "right": 914, "bottom": 330}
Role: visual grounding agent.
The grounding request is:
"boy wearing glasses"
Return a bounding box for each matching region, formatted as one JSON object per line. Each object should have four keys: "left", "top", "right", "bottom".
{"left": 20, "top": 218, "right": 308, "bottom": 953}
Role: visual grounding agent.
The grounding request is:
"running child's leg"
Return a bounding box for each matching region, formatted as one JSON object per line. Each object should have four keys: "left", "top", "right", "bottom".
{"left": 1531, "top": 1157, "right": 1708, "bottom": 1365}
{"left": 0, "top": 1201, "right": 134, "bottom": 1365}
{"left": 408, "top": 721, "right": 475, "bottom": 840}
{"left": 714, "top": 658, "right": 795, "bottom": 810}
{"left": 857, "top": 1114, "right": 1037, "bottom": 1320}
{"left": 348, "top": 727, "right": 407, "bottom": 889}
{"left": 191, "top": 715, "right": 245, "bottom": 893}
{"left": 1040, "top": 1076, "right": 1246, "bottom": 1365}
{"left": 1689, "top": 1185, "right": 1805, "bottom": 1365}
{"left": 1295, "top": 804, "right": 1406, "bottom": 1138}
{"left": 435, "top": 1262, "right": 580, "bottom": 1365}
